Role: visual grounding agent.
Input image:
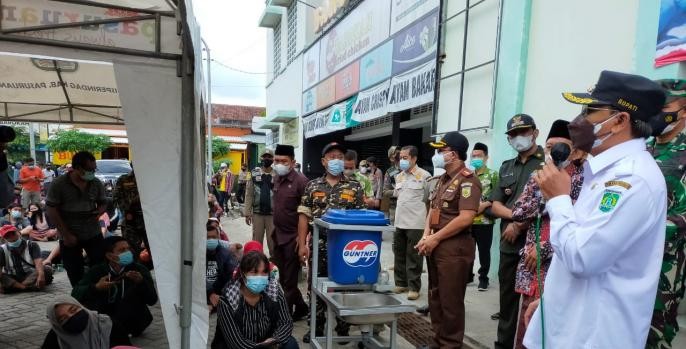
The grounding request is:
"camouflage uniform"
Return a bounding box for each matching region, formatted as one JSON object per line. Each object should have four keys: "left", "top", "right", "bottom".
{"left": 647, "top": 134, "right": 686, "bottom": 348}
{"left": 297, "top": 175, "right": 366, "bottom": 334}
{"left": 113, "top": 173, "right": 148, "bottom": 256}
{"left": 382, "top": 164, "right": 401, "bottom": 225}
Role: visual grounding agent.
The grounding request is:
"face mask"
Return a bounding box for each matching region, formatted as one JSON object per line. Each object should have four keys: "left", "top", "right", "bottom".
{"left": 262, "top": 159, "right": 273, "bottom": 168}
{"left": 432, "top": 153, "right": 445, "bottom": 169}
{"left": 28, "top": 164, "right": 35, "bottom": 169}
{"left": 508, "top": 135, "right": 534, "bottom": 152}
{"left": 245, "top": 275, "right": 269, "bottom": 294}
{"left": 11, "top": 211, "right": 22, "bottom": 219}
{"left": 81, "top": 171, "right": 96, "bottom": 181}
{"left": 7, "top": 238, "right": 22, "bottom": 249}
{"left": 219, "top": 240, "right": 229, "bottom": 249}
{"left": 117, "top": 251, "right": 134, "bottom": 267}
{"left": 568, "top": 113, "right": 618, "bottom": 153}
{"left": 359, "top": 167, "right": 368, "bottom": 174}
{"left": 343, "top": 169, "right": 354, "bottom": 178}
{"left": 326, "top": 159, "right": 344, "bottom": 176}
{"left": 207, "top": 239, "right": 219, "bottom": 250}
{"left": 62, "top": 309, "right": 90, "bottom": 334}
{"left": 273, "top": 164, "right": 290, "bottom": 176}
{"left": 399, "top": 159, "right": 411, "bottom": 171}
{"left": 470, "top": 158, "right": 484, "bottom": 170}
{"left": 650, "top": 110, "right": 683, "bottom": 137}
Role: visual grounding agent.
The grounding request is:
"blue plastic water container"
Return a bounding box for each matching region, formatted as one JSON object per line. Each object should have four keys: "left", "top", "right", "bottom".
{"left": 322, "top": 209, "right": 388, "bottom": 284}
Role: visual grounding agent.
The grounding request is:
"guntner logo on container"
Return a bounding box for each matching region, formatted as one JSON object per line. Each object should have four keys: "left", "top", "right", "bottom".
{"left": 342, "top": 240, "right": 379, "bottom": 267}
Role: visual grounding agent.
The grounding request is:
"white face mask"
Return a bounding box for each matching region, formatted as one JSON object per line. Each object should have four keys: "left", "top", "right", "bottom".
{"left": 591, "top": 113, "right": 619, "bottom": 149}
{"left": 273, "top": 164, "right": 290, "bottom": 176}
{"left": 509, "top": 135, "right": 534, "bottom": 152}
{"left": 360, "top": 167, "right": 368, "bottom": 174}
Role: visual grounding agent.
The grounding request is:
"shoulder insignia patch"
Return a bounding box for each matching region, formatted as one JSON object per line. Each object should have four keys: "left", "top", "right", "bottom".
{"left": 461, "top": 169, "right": 473, "bottom": 177}
{"left": 599, "top": 189, "right": 621, "bottom": 213}
{"left": 462, "top": 186, "right": 472, "bottom": 198}
{"left": 604, "top": 180, "right": 632, "bottom": 190}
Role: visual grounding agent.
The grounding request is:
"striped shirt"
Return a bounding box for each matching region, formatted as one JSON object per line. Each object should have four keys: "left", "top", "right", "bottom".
{"left": 217, "top": 278, "right": 293, "bottom": 348}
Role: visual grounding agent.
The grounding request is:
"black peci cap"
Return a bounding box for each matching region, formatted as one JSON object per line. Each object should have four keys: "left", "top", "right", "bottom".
{"left": 275, "top": 144, "right": 295, "bottom": 157}
{"left": 562, "top": 70, "right": 666, "bottom": 122}
{"left": 547, "top": 119, "right": 571, "bottom": 140}
{"left": 506, "top": 114, "right": 537, "bottom": 134}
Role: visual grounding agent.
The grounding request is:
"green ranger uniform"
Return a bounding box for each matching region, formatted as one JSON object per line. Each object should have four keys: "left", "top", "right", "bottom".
{"left": 297, "top": 175, "right": 366, "bottom": 334}
{"left": 473, "top": 166, "right": 499, "bottom": 225}
{"left": 114, "top": 173, "right": 147, "bottom": 255}
{"left": 647, "top": 122, "right": 686, "bottom": 348}
{"left": 353, "top": 171, "right": 374, "bottom": 199}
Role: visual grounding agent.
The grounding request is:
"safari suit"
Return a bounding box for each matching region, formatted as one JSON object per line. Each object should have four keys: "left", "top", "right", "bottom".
{"left": 427, "top": 165, "right": 481, "bottom": 348}
{"left": 297, "top": 175, "right": 366, "bottom": 334}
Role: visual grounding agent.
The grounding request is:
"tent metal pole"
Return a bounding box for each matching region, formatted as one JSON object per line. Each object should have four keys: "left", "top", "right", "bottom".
{"left": 201, "top": 38, "right": 213, "bottom": 183}
{"left": 179, "top": 2, "right": 194, "bottom": 348}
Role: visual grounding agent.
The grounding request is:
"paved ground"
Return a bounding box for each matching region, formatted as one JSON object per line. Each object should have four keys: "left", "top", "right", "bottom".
{"left": 2, "top": 209, "right": 685, "bottom": 348}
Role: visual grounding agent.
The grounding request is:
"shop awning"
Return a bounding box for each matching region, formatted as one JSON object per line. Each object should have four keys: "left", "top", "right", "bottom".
{"left": 266, "top": 109, "right": 297, "bottom": 123}
{"left": 268, "top": 0, "right": 295, "bottom": 7}
{"left": 258, "top": 6, "right": 283, "bottom": 28}
{"left": 242, "top": 133, "right": 266, "bottom": 143}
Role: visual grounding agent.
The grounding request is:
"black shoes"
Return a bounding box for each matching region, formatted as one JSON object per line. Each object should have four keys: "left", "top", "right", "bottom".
{"left": 477, "top": 280, "right": 489, "bottom": 291}
{"left": 416, "top": 304, "right": 430, "bottom": 315}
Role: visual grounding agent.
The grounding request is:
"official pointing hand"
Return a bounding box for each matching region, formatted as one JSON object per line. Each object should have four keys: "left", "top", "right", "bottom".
{"left": 534, "top": 160, "right": 571, "bottom": 200}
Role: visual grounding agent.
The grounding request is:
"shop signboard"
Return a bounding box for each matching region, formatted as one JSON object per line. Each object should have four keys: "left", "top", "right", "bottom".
{"left": 327, "top": 100, "right": 349, "bottom": 133}
{"left": 359, "top": 41, "right": 393, "bottom": 90}
{"left": 302, "top": 41, "right": 321, "bottom": 90}
{"left": 334, "top": 61, "right": 360, "bottom": 100}
{"left": 390, "top": 0, "right": 440, "bottom": 35}
{"left": 392, "top": 10, "right": 439, "bottom": 75}
{"left": 303, "top": 108, "right": 330, "bottom": 139}
{"left": 352, "top": 80, "right": 390, "bottom": 123}
{"left": 319, "top": 0, "right": 391, "bottom": 79}
{"left": 316, "top": 76, "right": 336, "bottom": 109}
{"left": 302, "top": 88, "right": 318, "bottom": 115}
{"left": 388, "top": 60, "right": 436, "bottom": 112}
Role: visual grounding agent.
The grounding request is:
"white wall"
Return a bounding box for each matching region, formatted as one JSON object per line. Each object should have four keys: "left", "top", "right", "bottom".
{"left": 266, "top": 54, "right": 304, "bottom": 161}
{"left": 521, "top": 0, "right": 639, "bottom": 138}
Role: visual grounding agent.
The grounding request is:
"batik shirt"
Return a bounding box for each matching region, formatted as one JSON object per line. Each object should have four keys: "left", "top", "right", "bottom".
{"left": 512, "top": 162, "right": 584, "bottom": 297}
{"left": 472, "top": 166, "right": 499, "bottom": 225}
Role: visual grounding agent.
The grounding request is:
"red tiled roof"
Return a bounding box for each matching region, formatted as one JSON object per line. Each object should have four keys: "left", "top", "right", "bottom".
{"left": 211, "top": 104, "right": 265, "bottom": 122}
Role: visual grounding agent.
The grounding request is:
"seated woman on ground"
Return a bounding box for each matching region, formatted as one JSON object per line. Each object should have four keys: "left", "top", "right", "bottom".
{"left": 27, "top": 203, "right": 58, "bottom": 241}
{"left": 213, "top": 251, "right": 298, "bottom": 349}
{"left": 42, "top": 295, "right": 132, "bottom": 349}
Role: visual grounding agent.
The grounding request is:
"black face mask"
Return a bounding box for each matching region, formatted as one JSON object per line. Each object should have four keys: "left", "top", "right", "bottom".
{"left": 649, "top": 110, "right": 681, "bottom": 137}
{"left": 262, "top": 159, "right": 273, "bottom": 168}
{"left": 62, "top": 309, "right": 89, "bottom": 334}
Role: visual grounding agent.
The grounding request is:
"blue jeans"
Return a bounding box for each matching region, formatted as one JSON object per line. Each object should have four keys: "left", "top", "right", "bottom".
{"left": 280, "top": 336, "right": 299, "bottom": 349}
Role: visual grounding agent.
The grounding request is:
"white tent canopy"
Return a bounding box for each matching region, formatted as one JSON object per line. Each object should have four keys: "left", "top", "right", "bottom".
{"left": 0, "top": 1, "right": 209, "bottom": 348}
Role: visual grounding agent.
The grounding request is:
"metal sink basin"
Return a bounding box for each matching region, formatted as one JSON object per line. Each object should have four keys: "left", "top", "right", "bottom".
{"left": 326, "top": 293, "right": 415, "bottom": 325}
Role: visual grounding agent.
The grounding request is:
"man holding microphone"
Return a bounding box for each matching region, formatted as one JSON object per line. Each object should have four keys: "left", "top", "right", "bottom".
{"left": 525, "top": 71, "right": 667, "bottom": 348}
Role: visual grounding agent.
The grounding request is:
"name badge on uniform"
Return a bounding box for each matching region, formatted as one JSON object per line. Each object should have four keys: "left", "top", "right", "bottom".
{"left": 430, "top": 209, "right": 440, "bottom": 225}
{"left": 340, "top": 189, "right": 354, "bottom": 201}
{"left": 313, "top": 191, "right": 326, "bottom": 199}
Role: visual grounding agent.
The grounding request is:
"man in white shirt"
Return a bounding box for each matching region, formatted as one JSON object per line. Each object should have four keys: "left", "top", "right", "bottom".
{"left": 526, "top": 70, "right": 667, "bottom": 348}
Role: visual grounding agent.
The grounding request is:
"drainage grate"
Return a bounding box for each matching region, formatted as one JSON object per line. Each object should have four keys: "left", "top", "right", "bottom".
{"left": 397, "top": 313, "right": 434, "bottom": 347}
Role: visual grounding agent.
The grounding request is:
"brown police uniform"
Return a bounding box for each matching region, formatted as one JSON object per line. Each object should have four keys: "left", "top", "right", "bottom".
{"left": 427, "top": 165, "right": 481, "bottom": 348}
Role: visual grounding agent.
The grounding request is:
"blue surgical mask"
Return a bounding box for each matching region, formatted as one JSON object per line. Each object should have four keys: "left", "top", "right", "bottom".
{"left": 219, "top": 240, "right": 230, "bottom": 249}
{"left": 470, "top": 158, "right": 484, "bottom": 170}
{"left": 432, "top": 153, "right": 445, "bottom": 169}
{"left": 81, "top": 171, "right": 96, "bottom": 181}
{"left": 245, "top": 275, "right": 269, "bottom": 294}
{"left": 11, "top": 211, "right": 22, "bottom": 219}
{"left": 117, "top": 251, "right": 134, "bottom": 267}
{"left": 399, "top": 159, "right": 411, "bottom": 171}
{"left": 7, "top": 238, "right": 22, "bottom": 249}
{"left": 327, "top": 159, "right": 344, "bottom": 176}
{"left": 207, "top": 239, "right": 219, "bottom": 250}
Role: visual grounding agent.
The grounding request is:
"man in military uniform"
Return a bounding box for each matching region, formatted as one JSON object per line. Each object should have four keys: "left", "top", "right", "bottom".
{"left": 297, "top": 142, "right": 366, "bottom": 343}
{"left": 244, "top": 149, "right": 275, "bottom": 257}
{"left": 490, "top": 113, "right": 545, "bottom": 349}
{"left": 469, "top": 142, "right": 499, "bottom": 291}
{"left": 646, "top": 79, "right": 686, "bottom": 348}
{"left": 416, "top": 131, "right": 481, "bottom": 348}
{"left": 113, "top": 167, "right": 148, "bottom": 259}
{"left": 382, "top": 146, "right": 401, "bottom": 224}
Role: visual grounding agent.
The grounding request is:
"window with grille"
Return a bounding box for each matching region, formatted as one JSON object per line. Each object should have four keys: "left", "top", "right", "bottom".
{"left": 273, "top": 22, "right": 282, "bottom": 75}
{"left": 286, "top": 2, "right": 297, "bottom": 65}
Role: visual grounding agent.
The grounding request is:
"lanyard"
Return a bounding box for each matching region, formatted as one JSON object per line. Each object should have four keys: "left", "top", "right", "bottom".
{"left": 535, "top": 212, "right": 545, "bottom": 349}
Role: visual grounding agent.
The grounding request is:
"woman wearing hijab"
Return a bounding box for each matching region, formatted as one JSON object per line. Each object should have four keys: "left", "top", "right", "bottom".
{"left": 41, "top": 295, "right": 132, "bottom": 349}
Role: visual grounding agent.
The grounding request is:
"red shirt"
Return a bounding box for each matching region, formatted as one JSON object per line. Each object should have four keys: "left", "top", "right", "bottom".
{"left": 19, "top": 166, "right": 44, "bottom": 192}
